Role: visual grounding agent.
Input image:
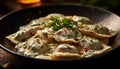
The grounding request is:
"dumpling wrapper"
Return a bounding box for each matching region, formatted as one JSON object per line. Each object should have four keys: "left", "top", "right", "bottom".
{"left": 50, "top": 52, "right": 81, "bottom": 60}
{"left": 6, "top": 26, "right": 41, "bottom": 44}
{"left": 78, "top": 24, "right": 116, "bottom": 38}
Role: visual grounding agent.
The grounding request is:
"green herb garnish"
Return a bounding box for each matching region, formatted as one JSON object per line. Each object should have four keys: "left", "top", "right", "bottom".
{"left": 50, "top": 17, "right": 78, "bottom": 31}
{"left": 90, "top": 39, "right": 94, "bottom": 43}
{"left": 95, "top": 24, "right": 100, "bottom": 30}
{"left": 67, "top": 45, "right": 73, "bottom": 49}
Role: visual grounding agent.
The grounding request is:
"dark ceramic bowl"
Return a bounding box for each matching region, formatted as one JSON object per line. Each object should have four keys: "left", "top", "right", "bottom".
{"left": 0, "top": 4, "right": 120, "bottom": 68}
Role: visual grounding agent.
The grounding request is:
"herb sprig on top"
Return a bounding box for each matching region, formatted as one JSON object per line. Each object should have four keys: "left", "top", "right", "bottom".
{"left": 50, "top": 16, "right": 78, "bottom": 31}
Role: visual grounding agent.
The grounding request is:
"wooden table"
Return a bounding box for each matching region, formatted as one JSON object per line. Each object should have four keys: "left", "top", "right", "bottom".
{"left": 0, "top": 48, "right": 8, "bottom": 69}
{"left": 0, "top": 48, "right": 24, "bottom": 69}
{"left": 0, "top": 48, "right": 13, "bottom": 69}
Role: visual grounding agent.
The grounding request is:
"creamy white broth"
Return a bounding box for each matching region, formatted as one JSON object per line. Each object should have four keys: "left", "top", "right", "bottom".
{"left": 6, "top": 13, "right": 116, "bottom": 60}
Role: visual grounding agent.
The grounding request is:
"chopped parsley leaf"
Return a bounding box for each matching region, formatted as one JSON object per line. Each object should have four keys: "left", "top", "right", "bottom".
{"left": 50, "top": 17, "right": 78, "bottom": 31}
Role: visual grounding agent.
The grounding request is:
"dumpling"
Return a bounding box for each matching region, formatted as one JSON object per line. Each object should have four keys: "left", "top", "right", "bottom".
{"left": 15, "top": 37, "right": 50, "bottom": 57}
{"left": 36, "top": 27, "right": 55, "bottom": 43}
{"left": 79, "top": 24, "right": 116, "bottom": 38}
{"left": 50, "top": 44, "right": 80, "bottom": 60}
{"left": 72, "top": 15, "right": 93, "bottom": 24}
{"left": 79, "top": 36, "right": 111, "bottom": 57}
{"left": 53, "top": 28, "right": 82, "bottom": 43}
{"left": 6, "top": 26, "right": 41, "bottom": 44}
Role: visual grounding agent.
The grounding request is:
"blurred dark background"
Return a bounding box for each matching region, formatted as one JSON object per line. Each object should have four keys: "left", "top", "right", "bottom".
{"left": 0, "top": 0, "right": 120, "bottom": 17}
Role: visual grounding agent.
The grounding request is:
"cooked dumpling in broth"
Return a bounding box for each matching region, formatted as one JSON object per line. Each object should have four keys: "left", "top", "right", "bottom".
{"left": 6, "top": 13, "right": 116, "bottom": 60}
{"left": 78, "top": 23, "right": 116, "bottom": 38}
